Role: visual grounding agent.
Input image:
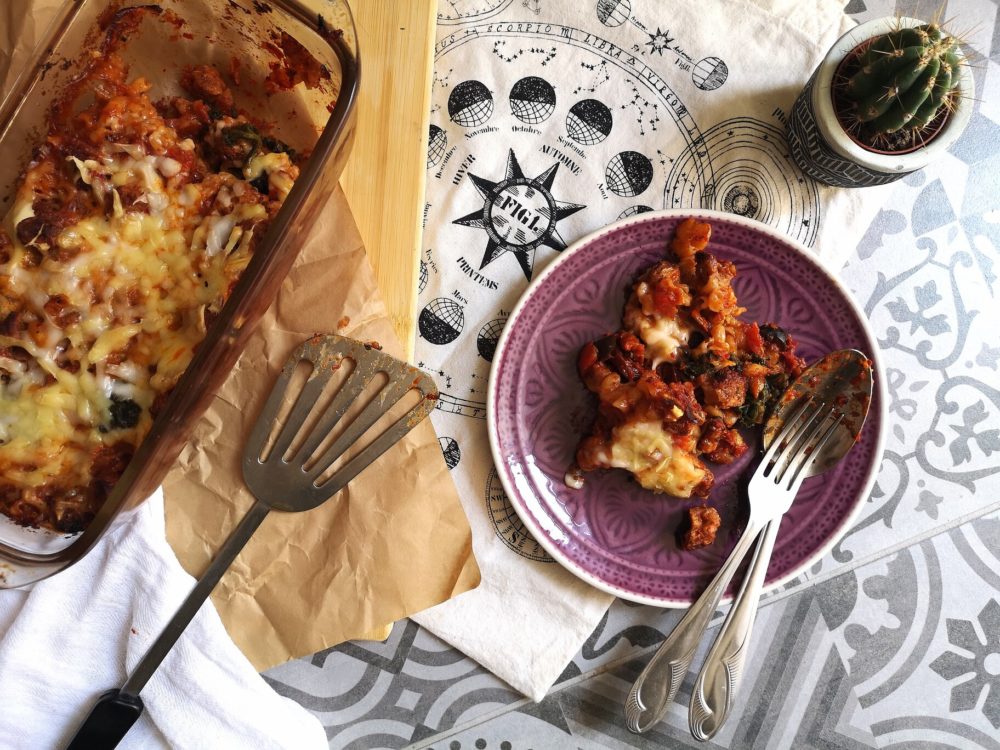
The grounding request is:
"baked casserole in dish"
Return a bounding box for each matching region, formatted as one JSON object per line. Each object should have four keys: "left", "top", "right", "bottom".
{"left": 0, "top": 0, "right": 359, "bottom": 586}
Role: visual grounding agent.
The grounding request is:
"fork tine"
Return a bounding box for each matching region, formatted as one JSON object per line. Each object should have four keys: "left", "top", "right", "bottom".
{"left": 774, "top": 404, "right": 832, "bottom": 484}
{"left": 760, "top": 396, "right": 813, "bottom": 469}
{"left": 773, "top": 401, "right": 833, "bottom": 483}
{"left": 304, "top": 377, "right": 414, "bottom": 473}
{"left": 785, "top": 411, "right": 844, "bottom": 492}
{"left": 269, "top": 365, "right": 335, "bottom": 462}
{"left": 764, "top": 398, "right": 824, "bottom": 477}
{"left": 311, "top": 397, "right": 437, "bottom": 492}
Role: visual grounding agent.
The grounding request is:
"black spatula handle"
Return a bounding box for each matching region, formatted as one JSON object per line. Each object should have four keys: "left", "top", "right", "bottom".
{"left": 65, "top": 689, "right": 144, "bottom": 750}
{"left": 65, "top": 501, "right": 271, "bottom": 749}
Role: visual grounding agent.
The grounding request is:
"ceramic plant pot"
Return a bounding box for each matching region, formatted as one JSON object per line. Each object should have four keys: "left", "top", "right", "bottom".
{"left": 787, "top": 16, "right": 974, "bottom": 188}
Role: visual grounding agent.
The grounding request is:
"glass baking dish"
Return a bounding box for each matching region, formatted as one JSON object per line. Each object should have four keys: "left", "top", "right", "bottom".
{"left": 0, "top": 0, "right": 359, "bottom": 587}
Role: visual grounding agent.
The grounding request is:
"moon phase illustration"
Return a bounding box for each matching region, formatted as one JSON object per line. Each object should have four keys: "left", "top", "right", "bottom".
{"left": 438, "top": 437, "right": 462, "bottom": 469}
{"left": 692, "top": 57, "right": 729, "bottom": 91}
{"left": 617, "top": 205, "right": 653, "bottom": 219}
{"left": 605, "top": 151, "right": 653, "bottom": 197}
{"left": 566, "top": 99, "right": 613, "bottom": 145}
{"left": 448, "top": 80, "right": 494, "bottom": 127}
{"left": 419, "top": 297, "right": 465, "bottom": 345}
{"left": 476, "top": 318, "right": 506, "bottom": 362}
{"left": 596, "top": 0, "right": 630, "bottom": 26}
{"left": 427, "top": 124, "right": 447, "bottom": 168}
{"left": 509, "top": 76, "right": 556, "bottom": 124}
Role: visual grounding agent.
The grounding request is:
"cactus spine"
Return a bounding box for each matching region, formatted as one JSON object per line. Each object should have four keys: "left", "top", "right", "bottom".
{"left": 838, "top": 23, "right": 963, "bottom": 147}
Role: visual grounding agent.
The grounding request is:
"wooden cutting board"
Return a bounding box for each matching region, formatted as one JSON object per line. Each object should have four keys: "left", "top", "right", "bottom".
{"left": 340, "top": 0, "right": 438, "bottom": 361}
{"left": 337, "top": 0, "right": 438, "bottom": 642}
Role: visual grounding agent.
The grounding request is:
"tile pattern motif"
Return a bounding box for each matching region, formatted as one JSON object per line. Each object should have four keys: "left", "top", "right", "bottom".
{"left": 263, "top": 1, "right": 1000, "bottom": 747}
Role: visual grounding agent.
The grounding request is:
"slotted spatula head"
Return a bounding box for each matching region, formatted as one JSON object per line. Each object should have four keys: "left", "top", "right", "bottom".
{"left": 242, "top": 334, "right": 438, "bottom": 512}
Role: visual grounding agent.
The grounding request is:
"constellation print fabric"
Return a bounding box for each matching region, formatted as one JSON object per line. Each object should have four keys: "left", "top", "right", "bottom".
{"left": 413, "top": 0, "right": 890, "bottom": 701}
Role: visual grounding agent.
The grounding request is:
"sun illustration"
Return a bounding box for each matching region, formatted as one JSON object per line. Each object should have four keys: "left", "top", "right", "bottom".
{"left": 453, "top": 149, "right": 585, "bottom": 281}
{"left": 645, "top": 27, "right": 674, "bottom": 56}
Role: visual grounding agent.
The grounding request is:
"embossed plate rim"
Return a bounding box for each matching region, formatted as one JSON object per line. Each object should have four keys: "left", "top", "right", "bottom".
{"left": 486, "top": 208, "right": 888, "bottom": 607}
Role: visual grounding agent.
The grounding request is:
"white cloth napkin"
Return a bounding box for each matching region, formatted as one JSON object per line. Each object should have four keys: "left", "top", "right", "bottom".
{"left": 414, "top": 0, "right": 890, "bottom": 701}
{"left": 0, "top": 490, "right": 326, "bottom": 750}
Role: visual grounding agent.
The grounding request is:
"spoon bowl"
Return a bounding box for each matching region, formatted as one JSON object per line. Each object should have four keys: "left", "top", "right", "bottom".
{"left": 764, "top": 348, "right": 873, "bottom": 473}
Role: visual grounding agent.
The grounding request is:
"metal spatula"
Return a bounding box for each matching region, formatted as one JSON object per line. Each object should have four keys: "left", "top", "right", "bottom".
{"left": 66, "top": 334, "right": 438, "bottom": 750}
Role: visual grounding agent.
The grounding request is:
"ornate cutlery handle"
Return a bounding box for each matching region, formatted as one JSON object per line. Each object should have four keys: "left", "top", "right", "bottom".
{"left": 625, "top": 517, "right": 764, "bottom": 734}
{"left": 689, "top": 518, "right": 780, "bottom": 740}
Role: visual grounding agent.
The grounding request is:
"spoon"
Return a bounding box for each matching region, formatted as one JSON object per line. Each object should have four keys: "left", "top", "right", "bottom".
{"left": 625, "top": 348, "right": 873, "bottom": 735}
{"left": 688, "top": 349, "right": 873, "bottom": 739}
{"left": 763, "top": 348, "right": 873, "bottom": 478}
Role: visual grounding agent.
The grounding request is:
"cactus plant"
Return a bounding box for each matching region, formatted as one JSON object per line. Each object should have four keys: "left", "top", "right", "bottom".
{"left": 835, "top": 22, "right": 965, "bottom": 151}
{"left": 788, "top": 16, "right": 973, "bottom": 187}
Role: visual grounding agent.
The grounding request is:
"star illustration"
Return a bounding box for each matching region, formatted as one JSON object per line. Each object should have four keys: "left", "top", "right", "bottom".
{"left": 452, "top": 149, "right": 585, "bottom": 280}
{"left": 645, "top": 28, "right": 674, "bottom": 56}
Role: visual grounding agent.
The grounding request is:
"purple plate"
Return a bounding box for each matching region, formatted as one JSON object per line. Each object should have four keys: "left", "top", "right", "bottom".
{"left": 487, "top": 210, "right": 887, "bottom": 607}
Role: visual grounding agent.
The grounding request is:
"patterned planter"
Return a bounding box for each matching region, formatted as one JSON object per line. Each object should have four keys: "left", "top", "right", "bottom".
{"left": 787, "top": 17, "right": 974, "bottom": 188}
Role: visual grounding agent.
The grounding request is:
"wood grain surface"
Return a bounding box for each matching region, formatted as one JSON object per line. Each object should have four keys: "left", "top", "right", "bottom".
{"left": 338, "top": 0, "right": 439, "bottom": 643}
{"left": 340, "top": 0, "right": 438, "bottom": 362}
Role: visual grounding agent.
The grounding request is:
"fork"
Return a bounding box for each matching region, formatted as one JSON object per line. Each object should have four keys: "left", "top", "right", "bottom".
{"left": 689, "top": 402, "right": 844, "bottom": 738}
{"left": 625, "top": 397, "right": 842, "bottom": 733}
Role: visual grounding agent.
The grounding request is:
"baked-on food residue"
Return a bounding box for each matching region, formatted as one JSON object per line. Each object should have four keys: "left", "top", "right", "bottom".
{"left": 681, "top": 505, "right": 721, "bottom": 550}
{"left": 572, "top": 218, "right": 806, "bottom": 543}
{"left": 0, "top": 9, "right": 305, "bottom": 533}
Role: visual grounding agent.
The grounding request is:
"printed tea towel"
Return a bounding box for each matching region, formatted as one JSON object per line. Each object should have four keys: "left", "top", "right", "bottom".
{"left": 414, "top": 0, "right": 885, "bottom": 700}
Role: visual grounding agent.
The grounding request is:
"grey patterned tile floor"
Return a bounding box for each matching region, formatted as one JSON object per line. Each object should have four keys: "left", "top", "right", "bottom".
{"left": 265, "top": 508, "right": 1000, "bottom": 749}
{"left": 406, "top": 510, "right": 1000, "bottom": 749}
{"left": 264, "top": 0, "right": 1000, "bottom": 747}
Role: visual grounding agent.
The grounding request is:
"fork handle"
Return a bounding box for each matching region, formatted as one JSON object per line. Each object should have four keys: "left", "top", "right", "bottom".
{"left": 624, "top": 516, "right": 765, "bottom": 734}
{"left": 690, "top": 517, "right": 779, "bottom": 740}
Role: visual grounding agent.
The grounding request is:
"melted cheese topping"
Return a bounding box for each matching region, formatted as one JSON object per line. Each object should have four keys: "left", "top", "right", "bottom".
{"left": 625, "top": 311, "right": 690, "bottom": 366}
{"left": 623, "top": 277, "right": 692, "bottom": 365}
{"left": 606, "top": 419, "right": 708, "bottom": 497}
{"left": 0, "top": 135, "right": 296, "bottom": 520}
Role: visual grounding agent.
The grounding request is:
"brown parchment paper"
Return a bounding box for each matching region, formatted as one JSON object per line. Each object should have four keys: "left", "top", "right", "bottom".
{"left": 162, "top": 186, "right": 480, "bottom": 669}
{"left": 3, "top": 0, "right": 480, "bottom": 671}
{"left": 1, "top": 1, "right": 63, "bottom": 96}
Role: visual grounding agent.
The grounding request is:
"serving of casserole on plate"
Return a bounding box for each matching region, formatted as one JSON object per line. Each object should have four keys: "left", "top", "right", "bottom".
{"left": 572, "top": 218, "right": 808, "bottom": 527}
{"left": 0, "top": 0, "right": 358, "bottom": 586}
{"left": 488, "top": 209, "right": 887, "bottom": 606}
